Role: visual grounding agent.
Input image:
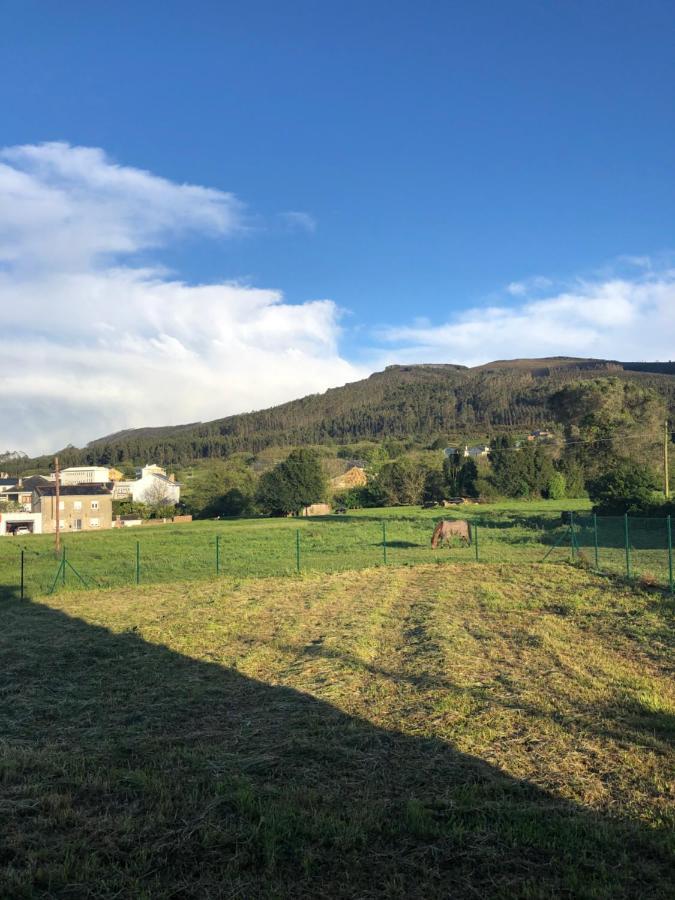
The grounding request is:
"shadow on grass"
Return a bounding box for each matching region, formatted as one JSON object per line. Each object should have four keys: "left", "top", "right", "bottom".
{"left": 1, "top": 588, "right": 673, "bottom": 898}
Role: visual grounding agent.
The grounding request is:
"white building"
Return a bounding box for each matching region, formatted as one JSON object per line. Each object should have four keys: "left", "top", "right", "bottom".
{"left": 467, "top": 445, "right": 491, "bottom": 459}
{"left": 60, "top": 466, "right": 111, "bottom": 485}
{"left": 112, "top": 464, "right": 181, "bottom": 505}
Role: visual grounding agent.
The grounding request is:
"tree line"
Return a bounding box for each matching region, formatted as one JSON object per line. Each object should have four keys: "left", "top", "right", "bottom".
{"left": 20, "top": 362, "right": 675, "bottom": 471}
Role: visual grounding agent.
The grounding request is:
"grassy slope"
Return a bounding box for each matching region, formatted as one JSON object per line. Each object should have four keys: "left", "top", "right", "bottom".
{"left": 1, "top": 564, "right": 673, "bottom": 898}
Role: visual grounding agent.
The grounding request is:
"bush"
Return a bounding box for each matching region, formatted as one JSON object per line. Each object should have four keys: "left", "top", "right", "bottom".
{"left": 112, "top": 500, "right": 149, "bottom": 519}
{"left": 587, "top": 462, "right": 658, "bottom": 514}
{"left": 545, "top": 472, "right": 566, "bottom": 500}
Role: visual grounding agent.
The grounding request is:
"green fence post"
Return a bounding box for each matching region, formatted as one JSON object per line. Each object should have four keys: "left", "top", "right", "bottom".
{"left": 20, "top": 549, "right": 24, "bottom": 599}
{"left": 474, "top": 522, "right": 479, "bottom": 562}
{"left": 624, "top": 513, "right": 631, "bottom": 579}
{"left": 569, "top": 511, "right": 576, "bottom": 562}
{"left": 62, "top": 546, "right": 66, "bottom": 587}
{"left": 593, "top": 514, "right": 599, "bottom": 571}
{"left": 296, "top": 529, "right": 301, "bottom": 574}
{"left": 382, "top": 521, "right": 387, "bottom": 565}
{"left": 216, "top": 535, "right": 220, "bottom": 575}
{"left": 667, "top": 515, "right": 673, "bottom": 595}
{"left": 136, "top": 541, "right": 140, "bottom": 585}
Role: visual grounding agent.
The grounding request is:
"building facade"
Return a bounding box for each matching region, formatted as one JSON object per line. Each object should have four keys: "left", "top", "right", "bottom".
{"left": 60, "top": 466, "right": 112, "bottom": 485}
{"left": 32, "top": 485, "right": 113, "bottom": 533}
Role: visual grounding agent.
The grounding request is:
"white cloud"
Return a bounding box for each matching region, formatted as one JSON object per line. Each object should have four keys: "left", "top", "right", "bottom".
{"left": 506, "top": 275, "right": 552, "bottom": 296}
{"left": 2, "top": 142, "right": 673, "bottom": 458}
{"left": 0, "top": 143, "right": 362, "bottom": 455}
{"left": 377, "top": 270, "right": 675, "bottom": 367}
{"left": 280, "top": 210, "right": 317, "bottom": 233}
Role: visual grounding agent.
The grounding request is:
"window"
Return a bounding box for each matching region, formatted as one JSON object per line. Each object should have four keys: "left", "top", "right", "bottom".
{"left": 74, "top": 519, "right": 82, "bottom": 531}
{"left": 74, "top": 501, "right": 82, "bottom": 510}
{"left": 59, "top": 500, "right": 65, "bottom": 510}
{"left": 91, "top": 500, "right": 99, "bottom": 510}
{"left": 58, "top": 519, "right": 66, "bottom": 529}
{"left": 89, "top": 517, "right": 100, "bottom": 528}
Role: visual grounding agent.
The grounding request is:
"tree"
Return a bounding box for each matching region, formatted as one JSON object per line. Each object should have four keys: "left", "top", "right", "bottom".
{"left": 586, "top": 461, "right": 658, "bottom": 514}
{"left": 180, "top": 460, "right": 257, "bottom": 518}
{"left": 377, "top": 458, "right": 427, "bottom": 506}
{"left": 488, "top": 438, "right": 554, "bottom": 498}
{"left": 142, "top": 480, "right": 176, "bottom": 518}
{"left": 256, "top": 449, "right": 326, "bottom": 516}
{"left": 551, "top": 378, "right": 665, "bottom": 479}
{"left": 457, "top": 459, "right": 479, "bottom": 497}
{"left": 442, "top": 450, "right": 462, "bottom": 495}
{"left": 422, "top": 468, "right": 446, "bottom": 503}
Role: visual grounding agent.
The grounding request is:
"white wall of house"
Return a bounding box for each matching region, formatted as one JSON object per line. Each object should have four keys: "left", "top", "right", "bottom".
{"left": 112, "top": 473, "right": 180, "bottom": 505}
{"left": 130, "top": 472, "right": 181, "bottom": 504}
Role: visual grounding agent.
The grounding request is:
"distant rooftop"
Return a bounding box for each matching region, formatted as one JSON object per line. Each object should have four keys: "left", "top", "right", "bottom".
{"left": 34, "top": 484, "right": 112, "bottom": 497}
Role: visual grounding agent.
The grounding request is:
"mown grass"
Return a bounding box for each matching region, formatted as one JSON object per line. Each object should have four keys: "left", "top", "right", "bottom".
{"left": 1, "top": 563, "right": 673, "bottom": 897}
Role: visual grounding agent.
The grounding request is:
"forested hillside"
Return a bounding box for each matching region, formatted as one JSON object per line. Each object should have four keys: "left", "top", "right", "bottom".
{"left": 28, "top": 358, "right": 675, "bottom": 468}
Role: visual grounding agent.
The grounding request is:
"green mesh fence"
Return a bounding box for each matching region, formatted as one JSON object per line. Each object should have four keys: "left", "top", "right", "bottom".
{"left": 0, "top": 514, "right": 672, "bottom": 596}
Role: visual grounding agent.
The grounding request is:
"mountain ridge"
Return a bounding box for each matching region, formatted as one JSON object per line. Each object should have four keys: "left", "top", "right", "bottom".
{"left": 36, "top": 357, "right": 675, "bottom": 467}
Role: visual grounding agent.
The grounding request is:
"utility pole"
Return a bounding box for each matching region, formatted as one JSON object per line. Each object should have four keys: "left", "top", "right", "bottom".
{"left": 54, "top": 456, "right": 61, "bottom": 555}
{"left": 666, "top": 420, "right": 671, "bottom": 501}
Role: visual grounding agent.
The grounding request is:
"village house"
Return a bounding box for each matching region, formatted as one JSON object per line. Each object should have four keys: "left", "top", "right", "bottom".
{"left": 467, "top": 444, "right": 491, "bottom": 459}
{"left": 32, "top": 484, "right": 113, "bottom": 533}
{"left": 0, "top": 475, "right": 50, "bottom": 511}
{"left": 527, "top": 430, "right": 554, "bottom": 441}
{"left": 112, "top": 464, "right": 181, "bottom": 505}
{"left": 329, "top": 466, "right": 368, "bottom": 491}
{"left": 444, "top": 445, "right": 491, "bottom": 459}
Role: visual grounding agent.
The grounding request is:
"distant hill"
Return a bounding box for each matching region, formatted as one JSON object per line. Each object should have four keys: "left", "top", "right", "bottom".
{"left": 34, "top": 357, "right": 675, "bottom": 468}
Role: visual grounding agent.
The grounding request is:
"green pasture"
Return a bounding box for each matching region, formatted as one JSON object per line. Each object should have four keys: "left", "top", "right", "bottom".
{"left": 1, "top": 497, "right": 672, "bottom": 594}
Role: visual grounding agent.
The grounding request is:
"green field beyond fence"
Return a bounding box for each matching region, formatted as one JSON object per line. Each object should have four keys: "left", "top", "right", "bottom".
{"left": 1, "top": 504, "right": 673, "bottom": 596}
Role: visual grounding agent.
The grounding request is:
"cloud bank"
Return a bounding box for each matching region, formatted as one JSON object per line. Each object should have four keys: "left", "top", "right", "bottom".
{"left": 1, "top": 142, "right": 672, "bottom": 457}
{"left": 0, "top": 143, "right": 362, "bottom": 455}
{"left": 378, "top": 268, "right": 675, "bottom": 368}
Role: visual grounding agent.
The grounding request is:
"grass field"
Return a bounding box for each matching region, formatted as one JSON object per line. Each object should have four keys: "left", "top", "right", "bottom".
{"left": 1, "top": 562, "right": 673, "bottom": 897}
{"left": 2, "top": 497, "right": 673, "bottom": 595}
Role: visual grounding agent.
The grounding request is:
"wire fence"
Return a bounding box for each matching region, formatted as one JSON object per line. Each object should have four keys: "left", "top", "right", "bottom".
{"left": 1, "top": 513, "right": 673, "bottom": 597}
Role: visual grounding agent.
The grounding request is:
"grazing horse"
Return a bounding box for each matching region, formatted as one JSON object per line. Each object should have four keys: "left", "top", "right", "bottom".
{"left": 431, "top": 519, "right": 471, "bottom": 548}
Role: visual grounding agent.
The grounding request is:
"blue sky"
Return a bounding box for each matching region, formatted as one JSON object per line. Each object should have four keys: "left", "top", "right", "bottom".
{"left": 1, "top": 1, "right": 674, "bottom": 452}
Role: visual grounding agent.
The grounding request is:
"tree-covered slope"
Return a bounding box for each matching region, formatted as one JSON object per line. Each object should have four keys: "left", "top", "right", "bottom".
{"left": 36, "top": 358, "right": 675, "bottom": 467}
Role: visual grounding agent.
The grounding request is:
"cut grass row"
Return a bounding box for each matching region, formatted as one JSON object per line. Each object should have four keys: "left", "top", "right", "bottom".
{"left": 1, "top": 563, "right": 673, "bottom": 897}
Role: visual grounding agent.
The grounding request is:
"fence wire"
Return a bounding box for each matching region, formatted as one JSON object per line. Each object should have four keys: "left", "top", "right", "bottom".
{"left": 0, "top": 514, "right": 672, "bottom": 597}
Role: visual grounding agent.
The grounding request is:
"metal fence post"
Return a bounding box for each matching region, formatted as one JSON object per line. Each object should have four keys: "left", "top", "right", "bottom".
{"left": 296, "top": 529, "right": 301, "bottom": 574}
{"left": 593, "top": 513, "right": 599, "bottom": 571}
{"left": 62, "top": 546, "right": 66, "bottom": 587}
{"left": 570, "top": 510, "right": 578, "bottom": 562}
{"left": 216, "top": 535, "right": 220, "bottom": 575}
{"left": 474, "top": 522, "right": 479, "bottom": 561}
{"left": 382, "top": 521, "right": 387, "bottom": 565}
{"left": 667, "top": 515, "right": 673, "bottom": 595}
{"left": 20, "top": 549, "right": 24, "bottom": 599}
{"left": 136, "top": 541, "right": 140, "bottom": 585}
{"left": 624, "top": 513, "right": 631, "bottom": 579}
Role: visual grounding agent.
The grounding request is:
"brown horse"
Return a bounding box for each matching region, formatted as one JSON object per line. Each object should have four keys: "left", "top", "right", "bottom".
{"left": 431, "top": 519, "right": 471, "bottom": 548}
